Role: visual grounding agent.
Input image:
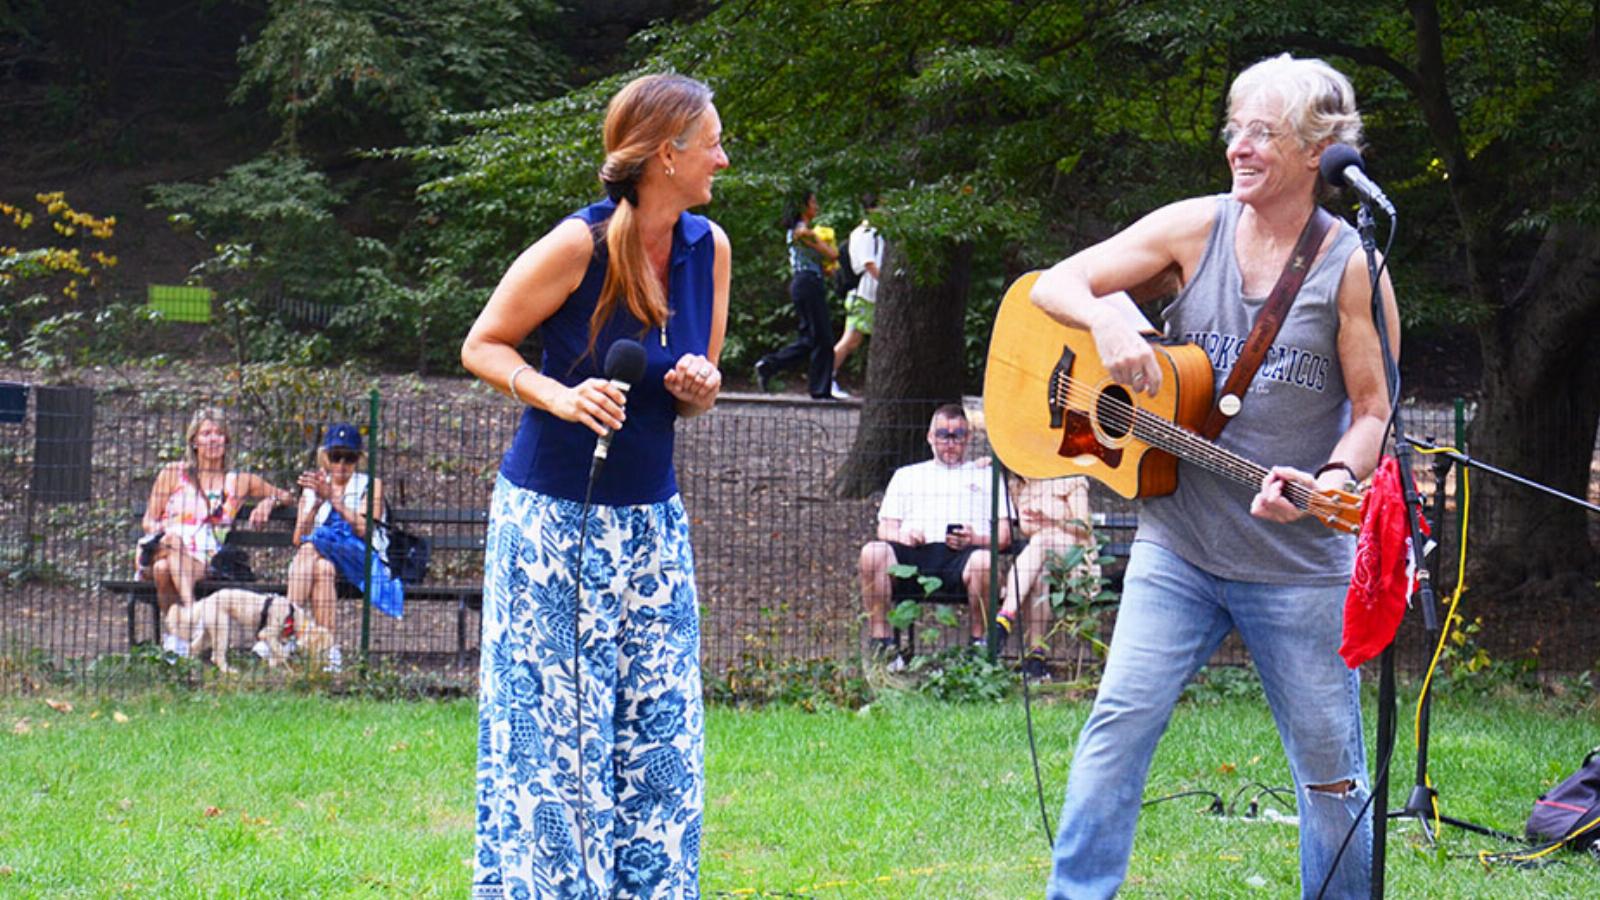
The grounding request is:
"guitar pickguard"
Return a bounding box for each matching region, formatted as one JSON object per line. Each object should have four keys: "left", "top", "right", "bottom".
{"left": 1050, "top": 344, "right": 1124, "bottom": 469}
{"left": 1058, "top": 408, "right": 1123, "bottom": 468}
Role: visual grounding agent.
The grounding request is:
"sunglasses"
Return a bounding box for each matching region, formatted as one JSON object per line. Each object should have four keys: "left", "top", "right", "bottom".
{"left": 327, "top": 450, "right": 360, "bottom": 464}
{"left": 934, "top": 428, "right": 969, "bottom": 441}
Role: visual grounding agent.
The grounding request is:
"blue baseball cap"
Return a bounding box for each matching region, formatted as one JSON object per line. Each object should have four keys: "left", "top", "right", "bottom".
{"left": 324, "top": 422, "right": 362, "bottom": 453}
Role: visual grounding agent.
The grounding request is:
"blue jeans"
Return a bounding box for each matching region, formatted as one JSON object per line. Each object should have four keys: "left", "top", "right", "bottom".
{"left": 1049, "top": 541, "right": 1371, "bottom": 899}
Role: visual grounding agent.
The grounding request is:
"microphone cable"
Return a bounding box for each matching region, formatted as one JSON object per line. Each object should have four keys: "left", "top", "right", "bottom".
{"left": 565, "top": 338, "right": 646, "bottom": 892}
{"left": 985, "top": 466, "right": 1058, "bottom": 847}
{"left": 571, "top": 478, "right": 597, "bottom": 894}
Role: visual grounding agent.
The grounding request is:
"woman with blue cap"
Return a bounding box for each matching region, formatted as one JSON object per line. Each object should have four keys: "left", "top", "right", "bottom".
{"left": 287, "top": 421, "right": 401, "bottom": 671}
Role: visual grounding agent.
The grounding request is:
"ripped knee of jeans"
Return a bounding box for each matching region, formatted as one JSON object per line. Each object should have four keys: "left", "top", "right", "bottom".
{"left": 1307, "top": 779, "right": 1357, "bottom": 797}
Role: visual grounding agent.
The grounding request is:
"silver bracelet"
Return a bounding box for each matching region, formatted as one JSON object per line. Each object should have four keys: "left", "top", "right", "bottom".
{"left": 507, "top": 363, "right": 534, "bottom": 405}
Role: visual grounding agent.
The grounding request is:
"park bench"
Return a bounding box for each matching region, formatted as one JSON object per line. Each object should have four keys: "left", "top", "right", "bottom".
{"left": 893, "top": 510, "right": 1138, "bottom": 657}
{"left": 101, "top": 504, "right": 489, "bottom": 665}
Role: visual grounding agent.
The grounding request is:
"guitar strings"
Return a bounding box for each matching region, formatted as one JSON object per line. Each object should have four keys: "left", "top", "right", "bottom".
{"left": 1049, "top": 372, "right": 1355, "bottom": 519}
{"left": 1048, "top": 371, "right": 1281, "bottom": 492}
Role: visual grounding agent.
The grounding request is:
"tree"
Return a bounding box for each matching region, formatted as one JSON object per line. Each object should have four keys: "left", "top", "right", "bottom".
{"left": 233, "top": 0, "right": 569, "bottom": 151}
{"left": 1393, "top": 1, "right": 1600, "bottom": 596}
{"left": 405, "top": 0, "right": 1598, "bottom": 599}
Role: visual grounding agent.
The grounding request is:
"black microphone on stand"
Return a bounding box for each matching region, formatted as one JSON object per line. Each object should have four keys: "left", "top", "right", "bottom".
{"left": 1319, "top": 143, "right": 1396, "bottom": 218}
{"left": 588, "top": 338, "right": 647, "bottom": 484}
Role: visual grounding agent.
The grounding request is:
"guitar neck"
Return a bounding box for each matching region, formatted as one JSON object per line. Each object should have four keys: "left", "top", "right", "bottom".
{"left": 1127, "top": 413, "right": 1320, "bottom": 512}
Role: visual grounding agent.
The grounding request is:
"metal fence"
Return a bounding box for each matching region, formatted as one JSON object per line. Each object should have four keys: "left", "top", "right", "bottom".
{"left": 0, "top": 381, "right": 1593, "bottom": 695}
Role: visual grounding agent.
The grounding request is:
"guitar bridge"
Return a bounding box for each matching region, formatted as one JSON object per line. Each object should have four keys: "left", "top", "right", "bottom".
{"left": 1048, "top": 344, "right": 1075, "bottom": 429}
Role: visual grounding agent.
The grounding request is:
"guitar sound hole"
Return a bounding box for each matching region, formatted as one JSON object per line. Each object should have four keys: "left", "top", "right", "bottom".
{"left": 1096, "top": 385, "right": 1134, "bottom": 439}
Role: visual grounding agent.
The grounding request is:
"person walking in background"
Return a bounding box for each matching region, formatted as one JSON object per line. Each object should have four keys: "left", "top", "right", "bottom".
{"left": 460, "top": 73, "right": 729, "bottom": 897}
{"left": 1029, "top": 53, "right": 1399, "bottom": 899}
{"left": 832, "top": 192, "right": 883, "bottom": 392}
{"left": 754, "top": 189, "right": 845, "bottom": 400}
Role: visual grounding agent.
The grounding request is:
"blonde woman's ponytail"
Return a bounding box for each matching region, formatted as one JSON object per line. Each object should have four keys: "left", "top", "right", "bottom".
{"left": 587, "top": 74, "right": 713, "bottom": 355}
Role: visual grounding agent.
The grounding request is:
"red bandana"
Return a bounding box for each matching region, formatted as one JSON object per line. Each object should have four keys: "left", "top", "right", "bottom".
{"left": 1340, "top": 455, "right": 1430, "bottom": 669}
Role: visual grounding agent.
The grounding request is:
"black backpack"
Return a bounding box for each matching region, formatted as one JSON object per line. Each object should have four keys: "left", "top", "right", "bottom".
{"left": 834, "top": 228, "right": 861, "bottom": 298}
{"left": 1526, "top": 747, "right": 1600, "bottom": 851}
{"left": 379, "top": 520, "right": 432, "bottom": 584}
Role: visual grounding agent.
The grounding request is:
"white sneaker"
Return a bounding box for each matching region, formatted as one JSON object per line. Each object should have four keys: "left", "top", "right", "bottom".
{"left": 324, "top": 645, "right": 343, "bottom": 673}
{"left": 162, "top": 634, "right": 190, "bottom": 658}
{"left": 830, "top": 380, "right": 851, "bottom": 399}
{"left": 886, "top": 655, "right": 907, "bottom": 674}
{"left": 251, "top": 640, "right": 271, "bottom": 659}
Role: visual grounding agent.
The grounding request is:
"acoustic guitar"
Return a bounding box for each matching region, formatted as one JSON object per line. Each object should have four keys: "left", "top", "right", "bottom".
{"left": 983, "top": 271, "right": 1361, "bottom": 535}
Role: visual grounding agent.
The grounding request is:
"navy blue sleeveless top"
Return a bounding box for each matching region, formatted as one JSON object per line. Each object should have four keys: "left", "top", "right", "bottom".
{"left": 499, "top": 198, "right": 717, "bottom": 506}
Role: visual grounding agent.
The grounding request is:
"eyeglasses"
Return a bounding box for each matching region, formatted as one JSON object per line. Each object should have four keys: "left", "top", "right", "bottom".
{"left": 327, "top": 450, "right": 360, "bottom": 465}
{"left": 1220, "top": 121, "right": 1285, "bottom": 146}
{"left": 934, "top": 428, "right": 969, "bottom": 441}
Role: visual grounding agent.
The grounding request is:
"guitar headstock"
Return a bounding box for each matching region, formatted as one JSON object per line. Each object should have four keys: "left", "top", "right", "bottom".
{"left": 1307, "top": 487, "right": 1363, "bottom": 535}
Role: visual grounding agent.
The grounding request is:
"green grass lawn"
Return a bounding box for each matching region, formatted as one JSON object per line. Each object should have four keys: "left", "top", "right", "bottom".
{"left": 0, "top": 686, "right": 1595, "bottom": 897}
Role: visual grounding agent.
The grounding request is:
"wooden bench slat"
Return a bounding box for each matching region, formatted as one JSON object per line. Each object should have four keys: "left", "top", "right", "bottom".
{"left": 221, "top": 530, "right": 294, "bottom": 548}
{"left": 391, "top": 507, "right": 489, "bottom": 524}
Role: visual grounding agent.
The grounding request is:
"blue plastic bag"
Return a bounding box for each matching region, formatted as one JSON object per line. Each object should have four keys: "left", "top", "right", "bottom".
{"left": 311, "top": 513, "right": 405, "bottom": 619}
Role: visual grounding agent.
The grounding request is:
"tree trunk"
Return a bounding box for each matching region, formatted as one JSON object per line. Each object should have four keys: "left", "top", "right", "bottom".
{"left": 1465, "top": 221, "right": 1600, "bottom": 595}
{"left": 1402, "top": 2, "right": 1600, "bottom": 601}
{"left": 833, "top": 240, "right": 974, "bottom": 497}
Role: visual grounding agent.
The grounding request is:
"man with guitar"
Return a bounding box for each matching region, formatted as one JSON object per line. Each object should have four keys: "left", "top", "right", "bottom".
{"left": 1026, "top": 54, "right": 1400, "bottom": 899}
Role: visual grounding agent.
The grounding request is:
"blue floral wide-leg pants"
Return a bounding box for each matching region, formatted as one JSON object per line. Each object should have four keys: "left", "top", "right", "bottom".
{"left": 474, "top": 476, "right": 703, "bottom": 899}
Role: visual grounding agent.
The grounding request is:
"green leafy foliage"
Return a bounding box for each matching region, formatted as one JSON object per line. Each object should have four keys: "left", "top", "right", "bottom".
{"left": 1020, "top": 524, "right": 1123, "bottom": 684}
{"left": 0, "top": 193, "right": 122, "bottom": 368}
{"left": 147, "top": 155, "right": 463, "bottom": 367}
{"left": 1180, "top": 665, "right": 1266, "bottom": 705}
{"left": 908, "top": 646, "right": 1014, "bottom": 703}
{"left": 706, "top": 657, "right": 871, "bottom": 711}
{"left": 234, "top": 0, "right": 568, "bottom": 148}
{"left": 150, "top": 155, "right": 349, "bottom": 301}
{"left": 884, "top": 562, "right": 960, "bottom": 641}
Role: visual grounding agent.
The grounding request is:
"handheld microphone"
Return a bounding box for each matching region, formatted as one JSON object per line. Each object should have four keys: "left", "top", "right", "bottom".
{"left": 588, "top": 338, "right": 647, "bottom": 482}
{"left": 1319, "top": 143, "right": 1395, "bottom": 218}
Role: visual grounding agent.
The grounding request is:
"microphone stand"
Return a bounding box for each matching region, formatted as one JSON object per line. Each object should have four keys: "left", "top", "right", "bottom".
{"left": 1354, "top": 201, "right": 1438, "bottom": 900}
{"left": 1381, "top": 439, "right": 1522, "bottom": 851}
{"left": 1387, "top": 432, "right": 1600, "bottom": 851}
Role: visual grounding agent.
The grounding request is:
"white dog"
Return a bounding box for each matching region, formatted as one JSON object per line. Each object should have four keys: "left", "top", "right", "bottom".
{"left": 168, "top": 588, "right": 332, "bottom": 673}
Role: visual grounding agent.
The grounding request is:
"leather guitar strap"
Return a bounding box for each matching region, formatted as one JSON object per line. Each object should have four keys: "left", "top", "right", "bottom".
{"left": 1198, "top": 206, "right": 1335, "bottom": 441}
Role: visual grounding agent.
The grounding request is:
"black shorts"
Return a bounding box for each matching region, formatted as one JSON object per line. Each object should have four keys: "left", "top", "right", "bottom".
{"left": 888, "top": 541, "right": 975, "bottom": 601}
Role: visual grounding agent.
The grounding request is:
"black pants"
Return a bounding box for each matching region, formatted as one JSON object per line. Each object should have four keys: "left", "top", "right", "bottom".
{"left": 760, "top": 270, "right": 834, "bottom": 398}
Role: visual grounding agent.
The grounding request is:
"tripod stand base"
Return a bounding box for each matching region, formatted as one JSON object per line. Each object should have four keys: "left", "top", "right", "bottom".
{"left": 1387, "top": 784, "right": 1520, "bottom": 844}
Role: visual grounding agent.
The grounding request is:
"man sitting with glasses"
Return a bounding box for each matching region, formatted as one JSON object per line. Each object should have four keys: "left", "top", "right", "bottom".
{"left": 859, "top": 404, "right": 1012, "bottom": 664}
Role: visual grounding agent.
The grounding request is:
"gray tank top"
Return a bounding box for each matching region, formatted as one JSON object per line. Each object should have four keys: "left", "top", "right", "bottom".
{"left": 1137, "top": 195, "right": 1358, "bottom": 584}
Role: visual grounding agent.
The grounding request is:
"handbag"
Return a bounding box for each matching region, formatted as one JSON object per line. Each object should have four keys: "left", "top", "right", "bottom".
{"left": 379, "top": 519, "right": 431, "bottom": 584}
{"left": 1526, "top": 746, "right": 1600, "bottom": 851}
{"left": 205, "top": 542, "right": 257, "bottom": 582}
